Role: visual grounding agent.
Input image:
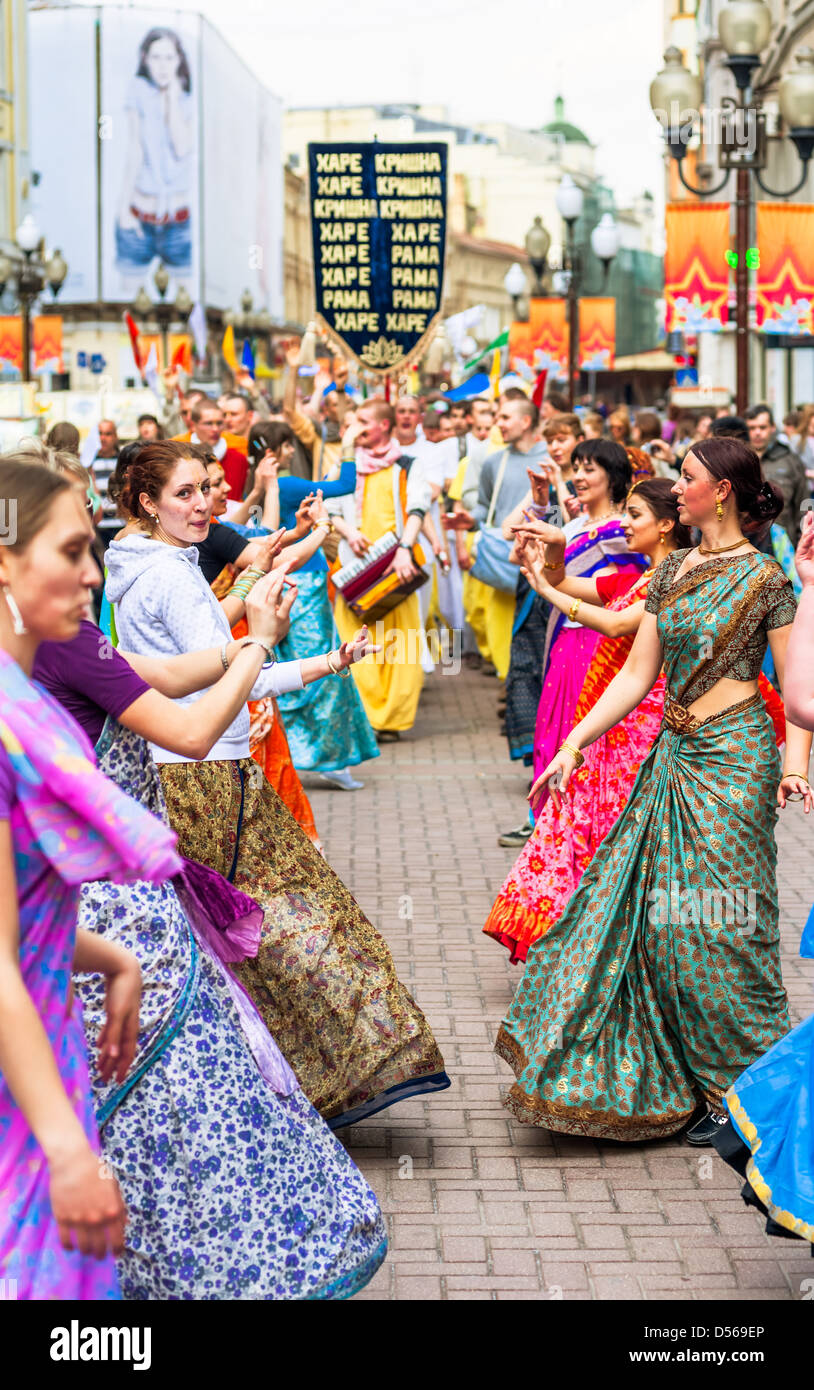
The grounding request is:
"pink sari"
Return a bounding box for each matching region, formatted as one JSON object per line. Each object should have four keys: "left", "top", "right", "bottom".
{"left": 0, "top": 650, "right": 180, "bottom": 1299}
{"left": 486, "top": 570, "right": 661, "bottom": 962}
{"left": 531, "top": 516, "right": 644, "bottom": 790}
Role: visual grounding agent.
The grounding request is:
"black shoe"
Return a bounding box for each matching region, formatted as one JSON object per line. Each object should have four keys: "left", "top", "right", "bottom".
{"left": 462, "top": 652, "right": 482, "bottom": 670}
{"left": 376, "top": 730, "right": 400, "bottom": 744}
{"left": 481, "top": 663, "right": 497, "bottom": 677}
{"left": 685, "top": 1110, "right": 729, "bottom": 1147}
{"left": 498, "top": 822, "right": 533, "bottom": 848}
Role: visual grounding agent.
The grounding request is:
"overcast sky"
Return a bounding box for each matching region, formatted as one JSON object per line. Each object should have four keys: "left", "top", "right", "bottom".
{"left": 113, "top": 0, "right": 666, "bottom": 208}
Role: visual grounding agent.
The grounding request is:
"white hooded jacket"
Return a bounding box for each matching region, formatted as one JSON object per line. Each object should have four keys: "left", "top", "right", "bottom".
{"left": 105, "top": 533, "right": 303, "bottom": 764}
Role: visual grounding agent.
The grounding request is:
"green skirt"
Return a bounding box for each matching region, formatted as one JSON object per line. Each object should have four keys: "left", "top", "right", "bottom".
{"left": 496, "top": 692, "right": 790, "bottom": 1141}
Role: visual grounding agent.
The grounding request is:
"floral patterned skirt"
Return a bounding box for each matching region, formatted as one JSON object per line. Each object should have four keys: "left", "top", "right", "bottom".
{"left": 158, "top": 758, "right": 450, "bottom": 1125}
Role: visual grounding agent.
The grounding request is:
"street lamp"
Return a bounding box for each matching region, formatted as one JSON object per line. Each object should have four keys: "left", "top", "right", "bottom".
{"left": 649, "top": 0, "right": 814, "bottom": 413}
{"left": 0, "top": 215, "right": 68, "bottom": 383}
{"left": 132, "top": 263, "right": 192, "bottom": 367}
{"left": 556, "top": 177, "right": 584, "bottom": 410}
{"left": 503, "top": 261, "right": 528, "bottom": 321}
{"left": 591, "top": 214, "right": 622, "bottom": 286}
{"left": 524, "top": 216, "right": 551, "bottom": 297}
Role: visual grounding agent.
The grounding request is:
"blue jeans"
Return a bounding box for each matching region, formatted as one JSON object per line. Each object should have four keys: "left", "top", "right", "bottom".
{"left": 116, "top": 216, "right": 192, "bottom": 271}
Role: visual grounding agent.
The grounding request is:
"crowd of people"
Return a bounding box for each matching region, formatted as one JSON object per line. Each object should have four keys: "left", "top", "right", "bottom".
{"left": 2, "top": 353, "right": 813, "bottom": 1302}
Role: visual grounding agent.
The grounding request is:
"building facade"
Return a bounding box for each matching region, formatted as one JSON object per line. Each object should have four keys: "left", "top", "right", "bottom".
{"left": 661, "top": 0, "right": 814, "bottom": 411}
{"left": 24, "top": 3, "right": 284, "bottom": 389}
{"left": 0, "top": 0, "right": 29, "bottom": 251}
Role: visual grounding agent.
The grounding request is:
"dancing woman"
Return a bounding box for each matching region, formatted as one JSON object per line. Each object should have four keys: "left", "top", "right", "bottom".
{"left": 33, "top": 571, "right": 387, "bottom": 1299}
{"left": 711, "top": 508, "right": 814, "bottom": 1245}
{"left": 496, "top": 437, "right": 811, "bottom": 1146}
{"left": 485, "top": 479, "right": 690, "bottom": 961}
{"left": 528, "top": 439, "right": 646, "bottom": 802}
{"left": 106, "top": 441, "right": 450, "bottom": 1127}
{"left": 0, "top": 461, "right": 180, "bottom": 1299}
{"left": 245, "top": 422, "right": 379, "bottom": 789}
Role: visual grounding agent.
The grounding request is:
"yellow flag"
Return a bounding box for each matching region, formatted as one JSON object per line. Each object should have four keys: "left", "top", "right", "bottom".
{"left": 489, "top": 346, "right": 502, "bottom": 399}
{"left": 222, "top": 324, "right": 238, "bottom": 373}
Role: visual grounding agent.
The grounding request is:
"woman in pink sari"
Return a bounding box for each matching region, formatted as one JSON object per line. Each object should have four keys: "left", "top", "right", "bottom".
{"left": 0, "top": 460, "right": 180, "bottom": 1299}
{"left": 485, "top": 480, "right": 689, "bottom": 962}
{"left": 529, "top": 440, "right": 646, "bottom": 802}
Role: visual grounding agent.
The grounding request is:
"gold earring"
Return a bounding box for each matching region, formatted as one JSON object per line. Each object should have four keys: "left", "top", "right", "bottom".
{"left": 716, "top": 497, "right": 724, "bottom": 521}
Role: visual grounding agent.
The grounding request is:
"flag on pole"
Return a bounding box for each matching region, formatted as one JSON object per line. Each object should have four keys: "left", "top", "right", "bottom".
{"left": 123, "top": 312, "right": 144, "bottom": 377}
{"left": 80, "top": 421, "right": 100, "bottom": 469}
{"left": 171, "top": 338, "right": 192, "bottom": 374}
{"left": 241, "top": 337, "right": 255, "bottom": 379}
{"left": 489, "top": 347, "right": 502, "bottom": 399}
{"left": 188, "top": 301, "right": 207, "bottom": 361}
{"left": 222, "top": 324, "right": 238, "bottom": 373}
{"left": 531, "top": 369, "right": 548, "bottom": 409}
{"left": 143, "top": 342, "right": 160, "bottom": 396}
{"left": 465, "top": 328, "right": 508, "bottom": 371}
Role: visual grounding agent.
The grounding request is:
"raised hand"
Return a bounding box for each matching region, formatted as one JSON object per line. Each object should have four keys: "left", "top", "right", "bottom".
{"left": 795, "top": 508, "right": 814, "bottom": 588}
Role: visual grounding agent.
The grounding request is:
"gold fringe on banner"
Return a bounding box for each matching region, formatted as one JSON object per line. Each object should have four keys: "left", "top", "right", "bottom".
{"left": 314, "top": 310, "right": 445, "bottom": 378}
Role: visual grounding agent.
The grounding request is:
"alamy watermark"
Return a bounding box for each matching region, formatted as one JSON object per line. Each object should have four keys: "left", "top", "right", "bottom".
{"left": 647, "top": 880, "right": 757, "bottom": 937}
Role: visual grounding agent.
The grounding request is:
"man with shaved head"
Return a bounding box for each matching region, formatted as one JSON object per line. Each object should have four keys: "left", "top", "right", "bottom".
{"left": 90, "top": 417, "right": 121, "bottom": 547}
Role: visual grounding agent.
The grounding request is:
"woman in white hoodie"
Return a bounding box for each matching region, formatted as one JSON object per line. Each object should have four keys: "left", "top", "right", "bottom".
{"left": 106, "top": 441, "right": 450, "bottom": 1128}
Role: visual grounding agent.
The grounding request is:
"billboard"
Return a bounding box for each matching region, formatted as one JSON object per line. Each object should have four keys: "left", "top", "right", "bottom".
{"left": 28, "top": 7, "right": 283, "bottom": 319}
{"left": 29, "top": 7, "right": 99, "bottom": 303}
{"left": 100, "top": 9, "right": 201, "bottom": 302}
{"left": 200, "top": 21, "right": 283, "bottom": 316}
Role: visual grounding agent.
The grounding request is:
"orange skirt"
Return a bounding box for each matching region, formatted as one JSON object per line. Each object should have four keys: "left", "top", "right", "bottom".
{"left": 231, "top": 618, "right": 320, "bottom": 849}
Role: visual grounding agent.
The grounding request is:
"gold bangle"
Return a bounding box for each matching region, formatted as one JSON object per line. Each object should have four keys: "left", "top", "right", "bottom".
{"left": 783, "top": 772, "right": 810, "bottom": 782}
{"left": 560, "top": 741, "right": 585, "bottom": 769}
{"left": 543, "top": 558, "right": 564, "bottom": 571}
{"left": 568, "top": 598, "right": 582, "bottom": 622}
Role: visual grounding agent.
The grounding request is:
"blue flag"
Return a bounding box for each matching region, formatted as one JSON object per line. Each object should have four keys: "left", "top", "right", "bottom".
{"left": 241, "top": 337, "right": 255, "bottom": 378}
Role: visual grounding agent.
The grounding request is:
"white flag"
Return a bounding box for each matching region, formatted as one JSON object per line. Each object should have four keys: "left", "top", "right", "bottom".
{"left": 143, "top": 343, "right": 160, "bottom": 396}
{"left": 188, "top": 301, "right": 207, "bottom": 362}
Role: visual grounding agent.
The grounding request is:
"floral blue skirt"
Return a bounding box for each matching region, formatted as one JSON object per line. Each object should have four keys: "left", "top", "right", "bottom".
{"left": 275, "top": 570, "right": 379, "bottom": 772}
{"left": 101, "top": 941, "right": 387, "bottom": 1299}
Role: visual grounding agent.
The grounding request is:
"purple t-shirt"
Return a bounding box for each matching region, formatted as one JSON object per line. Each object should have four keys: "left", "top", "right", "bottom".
{"left": 33, "top": 620, "right": 150, "bottom": 747}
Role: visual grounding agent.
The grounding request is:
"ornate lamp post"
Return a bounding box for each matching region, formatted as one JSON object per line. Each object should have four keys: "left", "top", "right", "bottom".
{"left": 0, "top": 214, "right": 68, "bottom": 383}
{"left": 649, "top": 0, "right": 814, "bottom": 413}
{"left": 524, "top": 216, "right": 551, "bottom": 297}
{"left": 503, "top": 261, "right": 528, "bottom": 323}
{"left": 133, "top": 263, "right": 192, "bottom": 367}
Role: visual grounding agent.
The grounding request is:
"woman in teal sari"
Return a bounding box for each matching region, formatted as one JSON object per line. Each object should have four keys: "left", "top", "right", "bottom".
{"left": 496, "top": 437, "right": 811, "bottom": 1146}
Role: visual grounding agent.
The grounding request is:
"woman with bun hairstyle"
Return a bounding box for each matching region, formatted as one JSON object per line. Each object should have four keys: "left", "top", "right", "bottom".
{"left": 496, "top": 438, "right": 812, "bottom": 1147}
{"left": 105, "top": 442, "right": 450, "bottom": 1129}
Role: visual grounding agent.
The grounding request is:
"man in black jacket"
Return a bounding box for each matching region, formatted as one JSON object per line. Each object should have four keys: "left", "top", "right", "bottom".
{"left": 745, "top": 403, "right": 810, "bottom": 546}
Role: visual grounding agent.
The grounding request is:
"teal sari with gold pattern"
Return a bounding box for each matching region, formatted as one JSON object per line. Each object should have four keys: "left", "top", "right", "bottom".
{"left": 496, "top": 550, "right": 798, "bottom": 1141}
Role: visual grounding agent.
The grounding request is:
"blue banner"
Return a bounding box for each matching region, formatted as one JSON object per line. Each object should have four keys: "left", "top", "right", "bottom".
{"left": 308, "top": 142, "right": 447, "bottom": 374}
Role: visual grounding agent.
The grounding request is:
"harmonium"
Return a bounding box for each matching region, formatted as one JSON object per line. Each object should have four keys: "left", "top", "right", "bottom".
{"left": 332, "top": 531, "right": 428, "bottom": 622}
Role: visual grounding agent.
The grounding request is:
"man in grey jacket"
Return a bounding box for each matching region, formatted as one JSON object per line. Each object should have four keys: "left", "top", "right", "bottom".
{"left": 746, "top": 404, "right": 810, "bottom": 546}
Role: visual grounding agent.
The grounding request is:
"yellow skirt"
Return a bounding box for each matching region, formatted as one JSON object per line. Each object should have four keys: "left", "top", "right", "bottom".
{"left": 462, "top": 572, "right": 514, "bottom": 679}
{"left": 334, "top": 590, "right": 424, "bottom": 732}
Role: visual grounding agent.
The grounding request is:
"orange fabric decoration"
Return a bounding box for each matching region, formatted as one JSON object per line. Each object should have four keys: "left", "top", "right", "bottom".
{"left": 578, "top": 299, "right": 615, "bottom": 372}
{"left": 664, "top": 202, "right": 730, "bottom": 332}
{"left": 756, "top": 203, "right": 814, "bottom": 334}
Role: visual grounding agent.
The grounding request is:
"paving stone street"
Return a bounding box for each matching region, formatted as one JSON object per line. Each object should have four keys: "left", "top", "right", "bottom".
{"left": 304, "top": 662, "right": 814, "bottom": 1303}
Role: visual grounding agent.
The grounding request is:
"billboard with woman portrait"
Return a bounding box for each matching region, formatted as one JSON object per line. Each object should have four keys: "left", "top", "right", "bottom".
{"left": 100, "top": 10, "right": 201, "bottom": 302}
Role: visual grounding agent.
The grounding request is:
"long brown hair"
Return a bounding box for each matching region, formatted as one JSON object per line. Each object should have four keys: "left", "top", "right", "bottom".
{"left": 689, "top": 437, "right": 783, "bottom": 524}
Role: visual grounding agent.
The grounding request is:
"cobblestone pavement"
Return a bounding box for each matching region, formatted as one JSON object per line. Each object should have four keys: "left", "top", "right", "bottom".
{"left": 304, "top": 664, "right": 814, "bottom": 1302}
